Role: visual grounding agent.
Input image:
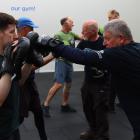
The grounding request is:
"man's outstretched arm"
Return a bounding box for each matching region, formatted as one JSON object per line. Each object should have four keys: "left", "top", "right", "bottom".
{"left": 53, "top": 44, "right": 103, "bottom": 66}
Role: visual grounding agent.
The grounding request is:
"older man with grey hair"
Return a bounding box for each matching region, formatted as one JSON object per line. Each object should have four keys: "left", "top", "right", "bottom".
{"left": 32, "top": 19, "right": 140, "bottom": 140}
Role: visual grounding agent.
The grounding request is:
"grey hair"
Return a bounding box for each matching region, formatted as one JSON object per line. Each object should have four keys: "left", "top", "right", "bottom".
{"left": 104, "top": 19, "right": 133, "bottom": 40}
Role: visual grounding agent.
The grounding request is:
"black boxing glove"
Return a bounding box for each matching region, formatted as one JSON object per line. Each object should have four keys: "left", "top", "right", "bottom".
{"left": 26, "top": 31, "right": 46, "bottom": 55}
{"left": 0, "top": 44, "right": 16, "bottom": 78}
{"left": 37, "top": 35, "right": 64, "bottom": 57}
{"left": 26, "top": 31, "right": 39, "bottom": 46}
{"left": 25, "top": 50, "right": 44, "bottom": 67}
{"left": 26, "top": 31, "right": 63, "bottom": 56}
{"left": 13, "top": 37, "right": 30, "bottom": 79}
{"left": 25, "top": 32, "right": 44, "bottom": 67}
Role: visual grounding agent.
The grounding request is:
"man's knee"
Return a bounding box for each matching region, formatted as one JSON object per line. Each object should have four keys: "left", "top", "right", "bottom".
{"left": 63, "top": 83, "right": 71, "bottom": 92}
{"left": 54, "top": 82, "right": 63, "bottom": 89}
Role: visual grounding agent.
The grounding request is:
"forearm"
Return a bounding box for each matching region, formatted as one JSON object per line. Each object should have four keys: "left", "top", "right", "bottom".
{"left": 0, "top": 74, "right": 12, "bottom": 106}
{"left": 43, "top": 53, "right": 54, "bottom": 65}
{"left": 31, "top": 53, "right": 55, "bottom": 71}
{"left": 19, "top": 63, "right": 32, "bottom": 86}
{"left": 53, "top": 45, "right": 100, "bottom": 66}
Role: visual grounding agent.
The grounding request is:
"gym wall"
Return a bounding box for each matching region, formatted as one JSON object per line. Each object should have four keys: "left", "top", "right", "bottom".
{"left": 1, "top": 0, "right": 139, "bottom": 72}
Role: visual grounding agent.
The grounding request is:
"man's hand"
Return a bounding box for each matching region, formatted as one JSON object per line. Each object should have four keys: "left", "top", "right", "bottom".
{"left": 25, "top": 50, "right": 44, "bottom": 67}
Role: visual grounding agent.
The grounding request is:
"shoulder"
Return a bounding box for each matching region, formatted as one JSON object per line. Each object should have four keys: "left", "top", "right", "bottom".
{"left": 70, "top": 32, "right": 76, "bottom": 35}
{"left": 70, "top": 32, "right": 80, "bottom": 38}
{"left": 54, "top": 31, "right": 63, "bottom": 39}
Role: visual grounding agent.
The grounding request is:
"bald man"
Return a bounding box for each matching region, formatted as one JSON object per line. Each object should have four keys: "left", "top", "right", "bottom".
{"left": 77, "top": 20, "right": 110, "bottom": 140}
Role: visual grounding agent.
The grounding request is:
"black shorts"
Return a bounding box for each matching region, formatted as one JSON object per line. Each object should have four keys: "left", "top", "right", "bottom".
{"left": 0, "top": 129, "right": 20, "bottom": 140}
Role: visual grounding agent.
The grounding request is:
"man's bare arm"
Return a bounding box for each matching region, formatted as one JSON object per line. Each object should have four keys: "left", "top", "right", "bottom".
{"left": 19, "top": 63, "right": 33, "bottom": 86}
{"left": 0, "top": 74, "right": 12, "bottom": 106}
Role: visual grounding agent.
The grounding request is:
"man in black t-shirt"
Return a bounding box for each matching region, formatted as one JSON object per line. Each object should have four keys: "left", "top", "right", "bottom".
{"left": 0, "top": 13, "right": 32, "bottom": 140}
{"left": 77, "top": 20, "right": 110, "bottom": 140}
{"left": 45, "top": 19, "right": 140, "bottom": 140}
{"left": 16, "top": 17, "right": 49, "bottom": 140}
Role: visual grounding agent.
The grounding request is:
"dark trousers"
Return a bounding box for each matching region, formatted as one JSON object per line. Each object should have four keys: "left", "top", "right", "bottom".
{"left": 117, "top": 89, "right": 140, "bottom": 140}
{"left": 0, "top": 129, "right": 20, "bottom": 140}
{"left": 109, "top": 82, "right": 117, "bottom": 110}
{"left": 109, "top": 76, "right": 119, "bottom": 110}
{"left": 20, "top": 80, "right": 47, "bottom": 140}
{"left": 81, "top": 81, "right": 110, "bottom": 138}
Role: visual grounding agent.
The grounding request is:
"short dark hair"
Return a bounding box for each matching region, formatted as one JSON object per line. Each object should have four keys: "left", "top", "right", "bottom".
{"left": 0, "top": 12, "right": 16, "bottom": 31}
{"left": 60, "top": 17, "right": 68, "bottom": 25}
{"left": 109, "top": 9, "right": 120, "bottom": 17}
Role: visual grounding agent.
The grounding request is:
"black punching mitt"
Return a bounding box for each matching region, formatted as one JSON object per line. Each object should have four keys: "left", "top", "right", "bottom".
{"left": 25, "top": 50, "right": 44, "bottom": 67}
{"left": 27, "top": 31, "right": 63, "bottom": 56}
{"left": 14, "top": 37, "right": 30, "bottom": 79}
{"left": 0, "top": 44, "right": 16, "bottom": 77}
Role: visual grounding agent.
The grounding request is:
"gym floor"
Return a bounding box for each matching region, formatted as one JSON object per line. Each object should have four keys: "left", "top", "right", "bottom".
{"left": 20, "top": 72, "right": 133, "bottom": 140}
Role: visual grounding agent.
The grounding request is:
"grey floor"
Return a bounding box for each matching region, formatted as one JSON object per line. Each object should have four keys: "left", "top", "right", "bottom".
{"left": 20, "top": 72, "right": 134, "bottom": 140}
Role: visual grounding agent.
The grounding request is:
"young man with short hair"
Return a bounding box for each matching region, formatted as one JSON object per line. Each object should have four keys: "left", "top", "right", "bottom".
{"left": 0, "top": 12, "right": 32, "bottom": 140}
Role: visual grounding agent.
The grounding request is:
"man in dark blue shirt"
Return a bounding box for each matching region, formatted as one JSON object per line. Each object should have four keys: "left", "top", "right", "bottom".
{"left": 45, "top": 19, "right": 140, "bottom": 140}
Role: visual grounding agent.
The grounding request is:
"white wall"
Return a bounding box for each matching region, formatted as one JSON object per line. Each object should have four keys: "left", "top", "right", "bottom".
{"left": 1, "top": 0, "right": 139, "bottom": 72}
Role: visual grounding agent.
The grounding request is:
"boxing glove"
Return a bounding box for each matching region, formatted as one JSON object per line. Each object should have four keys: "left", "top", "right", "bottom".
{"left": 14, "top": 37, "right": 30, "bottom": 79}
{"left": 25, "top": 50, "right": 44, "bottom": 67}
{"left": 0, "top": 44, "right": 16, "bottom": 77}
{"left": 26, "top": 31, "right": 63, "bottom": 56}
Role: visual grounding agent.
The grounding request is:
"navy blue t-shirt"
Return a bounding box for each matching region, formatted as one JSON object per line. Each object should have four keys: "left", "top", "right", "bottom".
{"left": 102, "top": 42, "right": 140, "bottom": 91}
{"left": 53, "top": 41, "right": 140, "bottom": 93}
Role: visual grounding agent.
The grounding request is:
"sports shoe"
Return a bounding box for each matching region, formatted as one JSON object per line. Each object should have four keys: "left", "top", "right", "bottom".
{"left": 42, "top": 105, "right": 51, "bottom": 117}
{"left": 61, "top": 104, "right": 77, "bottom": 113}
{"left": 80, "top": 130, "right": 95, "bottom": 139}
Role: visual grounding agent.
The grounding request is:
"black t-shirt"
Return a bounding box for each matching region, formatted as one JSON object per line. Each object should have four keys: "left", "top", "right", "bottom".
{"left": 0, "top": 55, "right": 20, "bottom": 139}
{"left": 77, "top": 36, "right": 107, "bottom": 82}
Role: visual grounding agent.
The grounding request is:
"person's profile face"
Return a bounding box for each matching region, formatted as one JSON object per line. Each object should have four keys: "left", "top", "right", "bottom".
{"left": 82, "top": 25, "right": 91, "bottom": 39}
{"left": 64, "top": 18, "right": 74, "bottom": 31}
{"left": 108, "top": 14, "right": 119, "bottom": 21}
{"left": 103, "top": 31, "right": 122, "bottom": 48}
{"left": 82, "top": 24, "right": 96, "bottom": 40}
{"left": 0, "top": 24, "right": 17, "bottom": 47}
{"left": 17, "top": 26, "right": 33, "bottom": 37}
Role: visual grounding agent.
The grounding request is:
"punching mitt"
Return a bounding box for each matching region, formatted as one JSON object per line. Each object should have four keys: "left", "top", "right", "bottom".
{"left": 0, "top": 44, "right": 16, "bottom": 78}
{"left": 26, "top": 31, "right": 63, "bottom": 56}
{"left": 13, "top": 37, "right": 30, "bottom": 79}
